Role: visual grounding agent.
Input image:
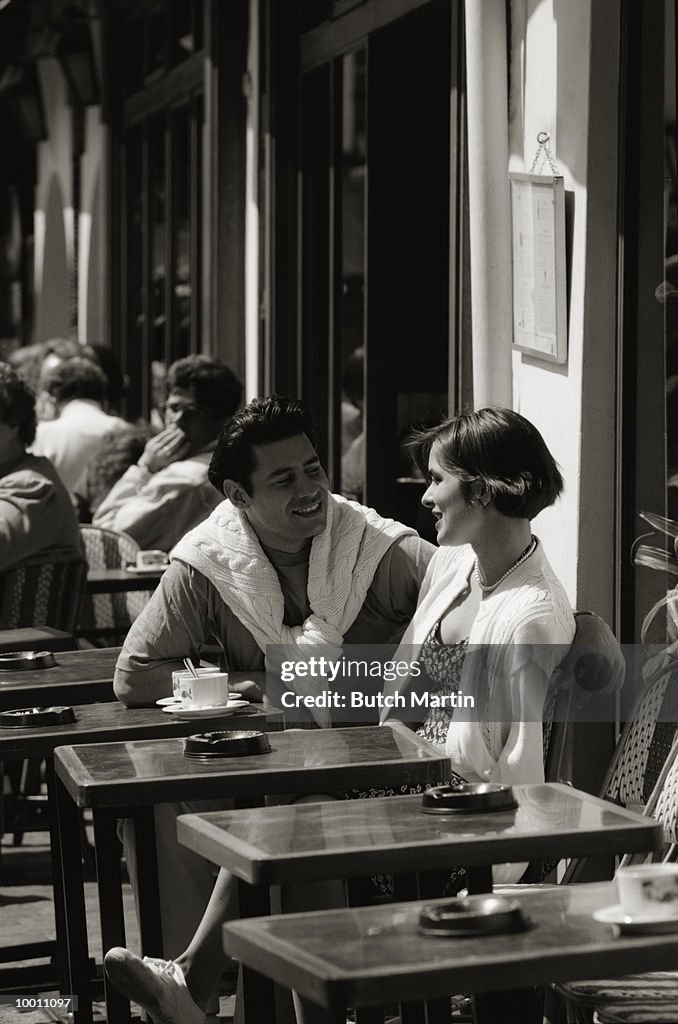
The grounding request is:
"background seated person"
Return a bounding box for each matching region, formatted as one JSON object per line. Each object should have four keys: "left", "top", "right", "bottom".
{"left": 0, "top": 363, "right": 82, "bottom": 571}
{"left": 93, "top": 356, "right": 242, "bottom": 552}
{"left": 31, "top": 356, "right": 127, "bottom": 501}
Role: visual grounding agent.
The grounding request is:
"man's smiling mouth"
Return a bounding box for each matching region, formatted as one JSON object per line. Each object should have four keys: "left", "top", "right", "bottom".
{"left": 292, "top": 501, "right": 322, "bottom": 517}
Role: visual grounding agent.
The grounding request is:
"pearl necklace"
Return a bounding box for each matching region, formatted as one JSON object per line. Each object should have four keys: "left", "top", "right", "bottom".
{"left": 474, "top": 536, "right": 537, "bottom": 594}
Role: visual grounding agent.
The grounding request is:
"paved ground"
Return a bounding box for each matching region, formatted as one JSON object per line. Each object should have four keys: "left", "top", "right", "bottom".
{"left": 0, "top": 831, "right": 236, "bottom": 1024}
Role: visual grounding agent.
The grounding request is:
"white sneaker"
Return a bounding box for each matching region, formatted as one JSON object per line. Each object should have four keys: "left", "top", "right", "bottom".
{"left": 104, "top": 947, "right": 205, "bottom": 1024}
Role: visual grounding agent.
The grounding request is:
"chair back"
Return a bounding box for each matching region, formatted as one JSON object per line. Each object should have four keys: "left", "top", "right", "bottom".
{"left": 620, "top": 730, "right": 678, "bottom": 865}
{"left": 78, "top": 526, "right": 146, "bottom": 636}
{"left": 0, "top": 557, "right": 87, "bottom": 633}
{"left": 602, "top": 645, "right": 678, "bottom": 813}
{"left": 543, "top": 684, "right": 574, "bottom": 783}
{"left": 560, "top": 649, "right": 678, "bottom": 883}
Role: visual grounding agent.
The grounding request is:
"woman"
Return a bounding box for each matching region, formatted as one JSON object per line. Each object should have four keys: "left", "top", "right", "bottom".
{"left": 104, "top": 407, "right": 575, "bottom": 1024}
{"left": 384, "top": 406, "right": 575, "bottom": 787}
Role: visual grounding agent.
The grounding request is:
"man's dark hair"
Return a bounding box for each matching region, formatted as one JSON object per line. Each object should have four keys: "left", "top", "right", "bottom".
{"left": 43, "top": 356, "right": 108, "bottom": 405}
{"left": 0, "top": 362, "right": 37, "bottom": 446}
{"left": 208, "top": 396, "right": 317, "bottom": 494}
{"left": 409, "top": 406, "right": 563, "bottom": 521}
{"left": 167, "top": 355, "right": 242, "bottom": 420}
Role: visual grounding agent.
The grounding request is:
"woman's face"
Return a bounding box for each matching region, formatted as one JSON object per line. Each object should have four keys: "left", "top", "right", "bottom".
{"left": 421, "top": 443, "right": 485, "bottom": 547}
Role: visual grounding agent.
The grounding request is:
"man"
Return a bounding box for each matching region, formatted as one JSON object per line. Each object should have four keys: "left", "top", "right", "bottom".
{"left": 0, "top": 363, "right": 82, "bottom": 570}
{"left": 114, "top": 394, "right": 433, "bottom": 705}
{"left": 31, "top": 356, "right": 128, "bottom": 501}
{"left": 105, "top": 396, "right": 433, "bottom": 1022}
{"left": 93, "top": 355, "right": 242, "bottom": 551}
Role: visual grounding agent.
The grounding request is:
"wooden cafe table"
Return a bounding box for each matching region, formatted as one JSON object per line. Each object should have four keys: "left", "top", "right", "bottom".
{"left": 0, "top": 626, "right": 78, "bottom": 654}
{"left": 224, "top": 881, "right": 678, "bottom": 1024}
{"left": 177, "top": 784, "right": 662, "bottom": 1022}
{"left": 177, "top": 783, "right": 662, "bottom": 897}
{"left": 0, "top": 646, "right": 120, "bottom": 711}
{"left": 0, "top": 696, "right": 277, "bottom": 996}
{"left": 54, "top": 722, "right": 447, "bottom": 1024}
{"left": 85, "top": 567, "right": 165, "bottom": 595}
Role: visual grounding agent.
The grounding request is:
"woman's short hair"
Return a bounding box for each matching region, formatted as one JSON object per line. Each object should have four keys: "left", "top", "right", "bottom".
{"left": 208, "top": 396, "right": 316, "bottom": 495}
{"left": 410, "top": 406, "right": 563, "bottom": 520}
{"left": 0, "top": 362, "right": 37, "bottom": 447}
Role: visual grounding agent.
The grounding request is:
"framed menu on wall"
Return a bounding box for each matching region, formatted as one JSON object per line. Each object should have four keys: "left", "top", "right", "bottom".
{"left": 509, "top": 172, "right": 568, "bottom": 364}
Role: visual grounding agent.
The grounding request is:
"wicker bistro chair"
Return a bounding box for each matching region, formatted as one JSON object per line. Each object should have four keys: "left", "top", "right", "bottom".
{"left": 554, "top": 645, "right": 678, "bottom": 891}
{"left": 77, "top": 525, "right": 148, "bottom": 642}
{"left": 0, "top": 555, "right": 87, "bottom": 632}
{"left": 0, "top": 555, "right": 86, "bottom": 844}
{"left": 552, "top": 730, "right": 678, "bottom": 1023}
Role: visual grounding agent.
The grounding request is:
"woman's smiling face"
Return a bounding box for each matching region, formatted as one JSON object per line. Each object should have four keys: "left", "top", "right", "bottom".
{"left": 421, "top": 443, "right": 485, "bottom": 547}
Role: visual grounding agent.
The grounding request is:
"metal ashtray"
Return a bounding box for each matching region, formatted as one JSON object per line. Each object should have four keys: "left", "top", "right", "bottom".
{"left": 0, "top": 706, "right": 76, "bottom": 728}
{"left": 184, "top": 730, "right": 272, "bottom": 760}
{"left": 419, "top": 895, "right": 531, "bottom": 937}
{"left": 0, "top": 651, "right": 57, "bottom": 672}
{"left": 421, "top": 783, "right": 518, "bottom": 815}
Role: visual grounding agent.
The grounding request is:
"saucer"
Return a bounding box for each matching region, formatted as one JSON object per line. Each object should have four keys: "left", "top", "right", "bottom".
{"left": 593, "top": 905, "right": 678, "bottom": 934}
{"left": 162, "top": 700, "right": 249, "bottom": 719}
{"left": 156, "top": 696, "right": 180, "bottom": 706}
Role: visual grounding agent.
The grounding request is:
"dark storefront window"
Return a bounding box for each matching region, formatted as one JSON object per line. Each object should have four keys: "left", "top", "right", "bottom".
{"left": 623, "top": 0, "right": 678, "bottom": 643}
{"left": 115, "top": 3, "right": 203, "bottom": 420}
{"left": 269, "top": 0, "right": 463, "bottom": 527}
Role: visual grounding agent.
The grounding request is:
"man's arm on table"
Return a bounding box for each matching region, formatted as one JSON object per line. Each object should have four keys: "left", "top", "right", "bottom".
{"left": 114, "top": 560, "right": 264, "bottom": 706}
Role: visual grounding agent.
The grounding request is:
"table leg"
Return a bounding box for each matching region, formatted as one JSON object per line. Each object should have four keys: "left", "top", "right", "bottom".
{"left": 92, "top": 809, "right": 130, "bottom": 1024}
{"left": 45, "top": 763, "right": 67, "bottom": 987}
{"left": 54, "top": 776, "right": 92, "bottom": 1024}
{"left": 237, "top": 878, "right": 274, "bottom": 1024}
{"left": 133, "top": 805, "right": 163, "bottom": 957}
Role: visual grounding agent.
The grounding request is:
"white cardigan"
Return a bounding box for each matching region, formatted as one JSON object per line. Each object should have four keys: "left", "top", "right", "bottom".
{"left": 381, "top": 540, "right": 575, "bottom": 787}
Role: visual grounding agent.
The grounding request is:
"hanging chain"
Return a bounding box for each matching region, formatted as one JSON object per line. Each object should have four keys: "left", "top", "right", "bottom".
{"left": 529, "top": 131, "right": 560, "bottom": 175}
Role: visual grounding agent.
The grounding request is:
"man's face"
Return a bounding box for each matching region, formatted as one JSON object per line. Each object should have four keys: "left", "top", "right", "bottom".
{"left": 232, "top": 433, "right": 329, "bottom": 552}
{"left": 165, "top": 387, "right": 199, "bottom": 440}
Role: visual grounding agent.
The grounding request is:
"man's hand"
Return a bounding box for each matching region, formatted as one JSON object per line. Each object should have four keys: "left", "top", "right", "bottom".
{"left": 138, "top": 426, "right": 192, "bottom": 474}
{"left": 554, "top": 612, "right": 625, "bottom": 709}
{"left": 228, "top": 671, "right": 265, "bottom": 702}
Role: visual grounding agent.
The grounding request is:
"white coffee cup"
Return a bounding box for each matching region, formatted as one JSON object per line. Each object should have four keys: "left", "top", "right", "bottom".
{"left": 616, "top": 864, "right": 678, "bottom": 918}
{"left": 172, "top": 666, "right": 222, "bottom": 703}
{"left": 185, "top": 671, "right": 230, "bottom": 708}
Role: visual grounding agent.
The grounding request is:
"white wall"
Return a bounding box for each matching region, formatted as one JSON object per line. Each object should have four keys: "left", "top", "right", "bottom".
{"left": 33, "top": 39, "right": 107, "bottom": 348}
{"left": 507, "top": 0, "right": 620, "bottom": 619}
{"left": 34, "top": 60, "right": 73, "bottom": 343}
{"left": 80, "top": 106, "right": 106, "bottom": 343}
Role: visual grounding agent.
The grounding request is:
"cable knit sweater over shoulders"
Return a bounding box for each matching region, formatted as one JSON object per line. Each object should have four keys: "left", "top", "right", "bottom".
{"left": 382, "top": 540, "right": 575, "bottom": 788}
